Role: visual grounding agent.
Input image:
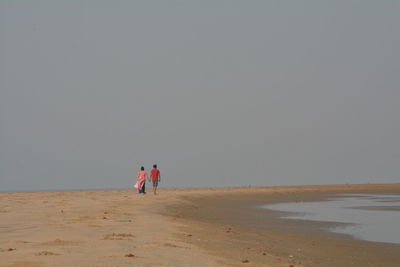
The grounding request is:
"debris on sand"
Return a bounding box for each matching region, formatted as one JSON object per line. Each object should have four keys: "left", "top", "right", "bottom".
{"left": 35, "top": 251, "right": 60, "bottom": 256}
{"left": 102, "top": 233, "right": 134, "bottom": 240}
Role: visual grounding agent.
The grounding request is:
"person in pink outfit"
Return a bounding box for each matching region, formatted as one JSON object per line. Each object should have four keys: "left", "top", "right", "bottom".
{"left": 135, "top": 166, "right": 147, "bottom": 194}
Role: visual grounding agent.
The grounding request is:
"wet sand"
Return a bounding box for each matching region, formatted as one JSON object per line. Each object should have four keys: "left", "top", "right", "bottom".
{"left": 1, "top": 184, "right": 400, "bottom": 266}
{"left": 170, "top": 184, "right": 400, "bottom": 266}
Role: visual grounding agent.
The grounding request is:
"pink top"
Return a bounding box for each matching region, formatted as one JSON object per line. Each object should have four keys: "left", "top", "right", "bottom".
{"left": 136, "top": 170, "right": 147, "bottom": 190}
{"left": 137, "top": 170, "right": 147, "bottom": 181}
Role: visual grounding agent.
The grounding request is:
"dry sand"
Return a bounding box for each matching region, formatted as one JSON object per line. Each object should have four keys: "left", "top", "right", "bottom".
{"left": 1, "top": 184, "right": 400, "bottom": 266}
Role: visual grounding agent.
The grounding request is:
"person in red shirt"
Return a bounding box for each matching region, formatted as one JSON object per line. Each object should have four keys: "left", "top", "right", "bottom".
{"left": 150, "top": 164, "right": 161, "bottom": 195}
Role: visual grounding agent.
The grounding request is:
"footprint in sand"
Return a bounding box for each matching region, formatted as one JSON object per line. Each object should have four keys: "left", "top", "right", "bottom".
{"left": 35, "top": 251, "right": 60, "bottom": 256}
{"left": 102, "top": 233, "right": 134, "bottom": 240}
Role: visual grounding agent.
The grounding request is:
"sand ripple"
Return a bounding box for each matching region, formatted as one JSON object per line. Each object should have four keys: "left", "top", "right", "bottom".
{"left": 40, "top": 239, "right": 81, "bottom": 246}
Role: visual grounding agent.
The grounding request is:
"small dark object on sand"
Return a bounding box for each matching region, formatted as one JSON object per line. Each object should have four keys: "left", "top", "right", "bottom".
{"left": 187, "top": 234, "right": 192, "bottom": 237}
{"left": 103, "top": 216, "right": 107, "bottom": 219}
{"left": 8, "top": 248, "right": 16, "bottom": 251}
{"left": 262, "top": 252, "right": 266, "bottom": 255}
{"left": 125, "top": 253, "right": 135, "bottom": 257}
{"left": 242, "top": 259, "right": 249, "bottom": 263}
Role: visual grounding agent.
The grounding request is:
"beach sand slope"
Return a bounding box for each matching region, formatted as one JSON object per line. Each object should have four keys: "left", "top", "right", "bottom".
{"left": 1, "top": 184, "right": 400, "bottom": 266}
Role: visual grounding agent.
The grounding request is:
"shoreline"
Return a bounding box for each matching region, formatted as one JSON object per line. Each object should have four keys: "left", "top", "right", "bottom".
{"left": 165, "top": 184, "right": 400, "bottom": 266}
{"left": 1, "top": 184, "right": 400, "bottom": 266}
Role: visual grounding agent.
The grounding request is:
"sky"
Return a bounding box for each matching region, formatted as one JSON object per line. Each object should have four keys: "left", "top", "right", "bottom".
{"left": 1, "top": 1, "right": 399, "bottom": 192}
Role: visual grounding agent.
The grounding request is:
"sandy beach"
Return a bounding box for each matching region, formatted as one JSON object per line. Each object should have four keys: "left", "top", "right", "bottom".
{"left": 1, "top": 184, "right": 400, "bottom": 267}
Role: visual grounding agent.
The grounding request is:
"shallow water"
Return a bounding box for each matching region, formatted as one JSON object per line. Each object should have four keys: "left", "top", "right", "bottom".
{"left": 263, "top": 194, "right": 400, "bottom": 244}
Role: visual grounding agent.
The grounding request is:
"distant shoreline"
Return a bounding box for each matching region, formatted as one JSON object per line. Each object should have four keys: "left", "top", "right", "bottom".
{"left": 2, "top": 182, "right": 399, "bottom": 194}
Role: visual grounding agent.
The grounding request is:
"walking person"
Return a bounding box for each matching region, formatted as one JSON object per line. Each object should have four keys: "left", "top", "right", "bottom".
{"left": 135, "top": 166, "right": 147, "bottom": 194}
{"left": 150, "top": 164, "right": 161, "bottom": 195}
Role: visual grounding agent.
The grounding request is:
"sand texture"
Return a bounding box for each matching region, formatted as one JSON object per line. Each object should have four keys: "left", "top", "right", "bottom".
{"left": 1, "top": 184, "right": 400, "bottom": 266}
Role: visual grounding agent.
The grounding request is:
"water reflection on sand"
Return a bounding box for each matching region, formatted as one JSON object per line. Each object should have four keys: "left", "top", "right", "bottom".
{"left": 263, "top": 194, "right": 400, "bottom": 244}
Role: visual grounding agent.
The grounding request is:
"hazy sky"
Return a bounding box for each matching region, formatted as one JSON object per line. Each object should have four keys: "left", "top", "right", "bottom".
{"left": 1, "top": 1, "right": 399, "bottom": 192}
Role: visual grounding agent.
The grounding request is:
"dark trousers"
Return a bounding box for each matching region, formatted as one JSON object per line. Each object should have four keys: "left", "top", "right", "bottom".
{"left": 139, "top": 183, "right": 146, "bottom": 194}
